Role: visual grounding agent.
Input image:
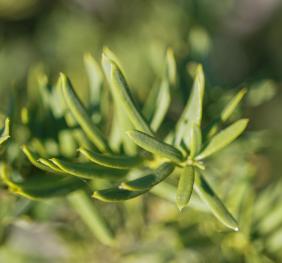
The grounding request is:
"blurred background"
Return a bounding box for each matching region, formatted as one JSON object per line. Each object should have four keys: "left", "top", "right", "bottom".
{"left": 0, "top": 0, "right": 282, "bottom": 262}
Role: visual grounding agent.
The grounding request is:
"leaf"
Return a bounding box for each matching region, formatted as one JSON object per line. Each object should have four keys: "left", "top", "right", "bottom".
{"left": 101, "top": 47, "right": 124, "bottom": 77}
{"left": 51, "top": 158, "right": 128, "bottom": 180}
{"left": 0, "top": 118, "right": 10, "bottom": 146}
{"left": 59, "top": 73, "right": 110, "bottom": 152}
{"left": 174, "top": 65, "right": 205, "bottom": 146}
{"left": 194, "top": 170, "right": 239, "bottom": 231}
{"left": 84, "top": 53, "right": 103, "bottom": 107}
{"left": 102, "top": 48, "right": 138, "bottom": 155}
{"left": 50, "top": 78, "right": 67, "bottom": 118}
{"left": 110, "top": 104, "right": 137, "bottom": 155}
{"left": 93, "top": 188, "right": 146, "bottom": 202}
{"left": 142, "top": 82, "right": 160, "bottom": 120}
{"left": 221, "top": 88, "right": 247, "bottom": 122}
{"left": 68, "top": 191, "right": 114, "bottom": 246}
{"left": 21, "top": 145, "right": 64, "bottom": 175}
{"left": 78, "top": 148, "right": 142, "bottom": 169}
{"left": 38, "top": 158, "right": 68, "bottom": 174}
{"left": 150, "top": 79, "right": 171, "bottom": 132}
{"left": 120, "top": 162, "right": 175, "bottom": 191}
{"left": 165, "top": 48, "right": 177, "bottom": 87}
{"left": 108, "top": 59, "right": 153, "bottom": 136}
{"left": 207, "top": 88, "right": 247, "bottom": 138}
{"left": 196, "top": 119, "right": 249, "bottom": 160}
{"left": 1, "top": 164, "right": 85, "bottom": 200}
{"left": 127, "top": 130, "right": 184, "bottom": 163}
{"left": 176, "top": 165, "right": 195, "bottom": 211}
{"left": 184, "top": 123, "right": 202, "bottom": 158}
{"left": 144, "top": 48, "right": 174, "bottom": 130}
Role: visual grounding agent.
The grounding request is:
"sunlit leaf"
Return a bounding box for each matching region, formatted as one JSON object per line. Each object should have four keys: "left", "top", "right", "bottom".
{"left": 176, "top": 165, "right": 195, "bottom": 211}
{"left": 105, "top": 56, "right": 153, "bottom": 135}
{"left": 84, "top": 53, "right": 103, "bottom": 107}
{"left": 22, "top": 145, "right": 64, "bottom": 175}
{"left": 174, "top": 65, "right": 205, "bottom": 146}
{"left": 93, "top": 188, "right": 146, "bottom": 202}
{"left": 196, "top": 119, "right": 249, "bottom": 160}
{"left": 127, "top": 130, "right": 184, "bottom": 163}
{"left": 51, "top": 158, "right": 128, "bottom": 179}
{"left": 1, "top": 164, "right": 85, "bottom": 200}
{"left": 165, "top": 48, "right": 177, "bottom": 87}
{"left": 150, "top": 79, "right": 171, "bottom": 131}
{"left": 208, "top": 88, "right": 247, "bottom": 138}
{"left": 221, "top": 88, "right": 247, "bottom": 122}
{"left": 120, "top": 162, "right": 174, "bottom": 191}
{"left": 194, "top": 170, "right": 239, "bottom": 231}
{"left": 59, "top": 73, "right": 110, "bottom": 152}
{"left": 0, "top": 118, "right": 10, "bottom": 146}
{"left": 183, "top": 123, "right": 202, "bottom": 158}
{"left": 78, "top": 147, "right": 142, "bottom": 169}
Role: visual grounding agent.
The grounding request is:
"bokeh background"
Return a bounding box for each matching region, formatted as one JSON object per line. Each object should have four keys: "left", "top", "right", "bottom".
{"left": 1, "top": 0, "right": 282, "bottom": 262}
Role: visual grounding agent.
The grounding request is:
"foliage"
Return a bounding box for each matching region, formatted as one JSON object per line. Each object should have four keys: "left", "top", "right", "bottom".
{"left": 0, "top": 45, "right": 280, "bottom": 263}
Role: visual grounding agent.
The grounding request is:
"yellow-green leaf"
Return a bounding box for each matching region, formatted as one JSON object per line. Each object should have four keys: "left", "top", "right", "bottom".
{"left": 176, "top": 165, "right": 195, "bottom": 211}
{"left": 221, "top": 88, "right": 247, "bottom": 122}
{"left": 174, "top": 65, "right": 205, "bottom": 146}
{"left": 1, "top": 164, "right": 85, "bottom": 200}
{"left": 127, "top": 130, "right": 184, "bottom": 163}
{"left": 0, "top": 118, "right": 10, "bottom": 146}
{"left": 109, "top": 61, "right": 153, "bottom": 136}
{"left": 78, "top": 147, "right": 142, "bottom": 169}
{"left": 194, "top": 170, "right": 239, "bottom": 231}
{"left": 51, "top": 158, "right": 128, "bottom": 179}
{"left": 22, "top": 145, "right": 63, "bottom": 175}
{"left": 196, "top": 119, "right": 249, "bottom": 160}
{"left": 150, "top": 79, "right": 171, "bottom": 132}
{"left": 93, "top": 188, "right": 146, "bottom": 202}
{"left": 84, "top": 53, "right": 103, "bottom": 106}
{"left": 120, "top": 162, "right": 174, "bottom": 191}
{"left": 59, "top": 73, "right": 110, "bottom": 152}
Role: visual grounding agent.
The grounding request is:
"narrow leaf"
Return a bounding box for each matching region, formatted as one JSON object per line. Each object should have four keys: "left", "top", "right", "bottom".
{"left": 127, "top": 130, "right": 184, "bottom": 163}
{"left": 38, "top": 158, "right": 68, "bottom": 174}
{"left": 120, "top": 162, "right": 175, "bottom": 191}
{"left": 176, "top": 165, "right": 195, "bottom": 211}
{"left": 1, "top": 165, "right": 85, "bottom": 200}
{"left": 109, "top": 61, "right": 153, "bottom": 135}
{"left": 102, "top": 49, "right": 138, "bottom": 154}
{"left": 0, "top": 118, "right": 10, "bottom": 145}
{"left": 84, "top": 53, "right": 103, "bottom": 106}
{"left": 21, "top": 145, "right": 63, "bottom": 175}
{"left": 51, "top": 158, "right": 128, "bottom": 180}
{"left": 93, "top": 188, "right": 146, "bottom": 202}
{"left": 59, "top": 73, "right": 110, "bottom": 152}
{"left": 165, "top": 48, "right": 177, "bottom": 87}
{"left": 196, "top": 119, "right": 249, "bottom": 160}
{"left": 150, "top": 79, "right": 171, "bottom": 131}
{"left": 174, "top": 65, "right": 205, "bottom": 146}
{"left": 142, "top": 82, "right": 160, "bottom": 120}
{"left": 207, "top": 88, "right": 247, "bottom": 138}
{"left": 184, "top": 123, "right": 202, "bottom": 158}
{"left": 78, "top": 147, "right": 142, "bottom": 169}
{"left": 221, "top": 88, "right": 247, "bottom": 122}
{"left": 194, "top": 170, "right": 239, "bottom": 231}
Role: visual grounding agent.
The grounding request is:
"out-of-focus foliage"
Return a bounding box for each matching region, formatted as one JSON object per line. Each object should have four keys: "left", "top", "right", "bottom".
{"left": 0, "top": 0, "right": 282, "bottom": 262}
